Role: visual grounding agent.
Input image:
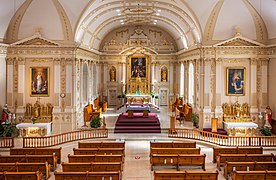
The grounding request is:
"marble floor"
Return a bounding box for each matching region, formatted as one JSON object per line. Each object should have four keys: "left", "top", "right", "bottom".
{"left": 1, "top": 106, "right": 276, "bottom": 180}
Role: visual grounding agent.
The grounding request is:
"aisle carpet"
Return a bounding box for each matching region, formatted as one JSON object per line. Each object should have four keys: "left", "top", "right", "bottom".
{"left": 114, "top": 113, "right": 161, "bottom": 133}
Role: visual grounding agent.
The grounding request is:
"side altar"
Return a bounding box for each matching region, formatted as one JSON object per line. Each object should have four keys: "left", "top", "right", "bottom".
{"left": 222, "top": 102, "right": 258, "bottom": 136}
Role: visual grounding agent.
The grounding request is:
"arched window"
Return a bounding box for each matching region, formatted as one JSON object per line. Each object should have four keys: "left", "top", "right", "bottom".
{"left": 180, "top": 63, "right": 184, "bottom": 97}
{"left": 188, "top": 62, "right": 194, "bottom": 104}
{"left": 82, "top": 63, "right": 88, "bottom": 104}
{"left": 92, "top": 64, "right": 97, "bottom": 96}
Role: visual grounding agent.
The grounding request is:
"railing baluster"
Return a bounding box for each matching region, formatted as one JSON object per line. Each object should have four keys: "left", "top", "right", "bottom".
{"left": 21, "top": 128, "right": 108, "bottom": 147}
{"left": 168, "top": 128, "right": 276, "bottom": 147}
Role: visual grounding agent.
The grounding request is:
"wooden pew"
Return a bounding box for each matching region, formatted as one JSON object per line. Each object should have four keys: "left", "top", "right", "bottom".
{"left": 154, "top": 170, "right": 219, "bottom": 180}
{"left": 68, "top": 154, "right": 123, "bottom": 163}
{"left": 73, "top": 148, "right": 125, "bottom": 156}
{"left": 62, "top": 162, "right": 122, "bottom": 172}
{"left": 0, "top": 171, "right": 43, "bottom": 180}
{"left": 0, "top": 154, "right": 57, "bottom": 170}
{"left": 78, "top": 141, "right": 125, "bottom": 148}
{"left": 232, "top": 170, "right": 276, "bottom": 180}
{"left": 224, "top": 162, "right": 276, "bottom": 179}
{"left": 216, "top": 153, "right": 274, "bottom": 170}
{"left": 0, "top": 162, "right": 50, "bottom": 179}
{"left": 150, "top": 148, "right": 200, "bottom": 156}
{"left": 151, "top": 154, "right": 206, "bottom": 171}
{"left": 150, "top": 141, "right": 196, "bottom": 148}
{"left": 54, "top": 171, "right": 121, "bottom": 180}
{"left": 10, "top": 147, "right": 62, "bottom": 164}
{"left": 213, "top": 147, "right": 263, "bottom": 163}
{"left": 150, "top": 148, "right": 200, "bottom": 163}
{"left": 185, "top": 170, "right": 218, "bottom": 180}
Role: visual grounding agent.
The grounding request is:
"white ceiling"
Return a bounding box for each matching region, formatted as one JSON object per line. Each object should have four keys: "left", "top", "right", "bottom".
{"left": 1, "top": 0, "right": 276, "bottom": 50}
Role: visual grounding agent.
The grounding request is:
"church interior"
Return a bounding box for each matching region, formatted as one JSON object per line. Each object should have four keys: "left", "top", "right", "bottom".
{"left": 1, "top": 0, "right": 276, "bottom": 179}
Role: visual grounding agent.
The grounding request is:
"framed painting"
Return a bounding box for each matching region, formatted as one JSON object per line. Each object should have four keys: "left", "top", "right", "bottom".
{"left": 30, "top": 67, "right": 49, "bottom": 96}
{"left": 226, "top": 67, "right": 245, "bottom": 96}
{"left": 130, "top": 57, "right": 147, "bottom": 78}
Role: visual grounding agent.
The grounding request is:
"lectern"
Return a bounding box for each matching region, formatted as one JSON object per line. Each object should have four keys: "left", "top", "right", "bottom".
{"left": 211, "top": 118, "right": 218, "bottom": 132}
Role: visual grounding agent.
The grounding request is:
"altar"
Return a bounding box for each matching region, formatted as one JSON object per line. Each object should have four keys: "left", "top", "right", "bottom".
{"left": 222, "top": 102, "right": 259, "bottom": 136}
{"left": 224, "top": 122, "right": 258, "bottom": 136}
{"left": 16, "top": 123, "right": 52, "bottom": 137}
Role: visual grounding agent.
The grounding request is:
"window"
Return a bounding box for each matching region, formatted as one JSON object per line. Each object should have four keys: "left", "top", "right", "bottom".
{"left": 188, "top": 62, "right": 194, "bottom": 104}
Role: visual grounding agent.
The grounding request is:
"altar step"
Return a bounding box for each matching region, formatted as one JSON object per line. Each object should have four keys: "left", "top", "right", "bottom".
{"left": 114, "top": 113, "right": 161, "bottom": 133}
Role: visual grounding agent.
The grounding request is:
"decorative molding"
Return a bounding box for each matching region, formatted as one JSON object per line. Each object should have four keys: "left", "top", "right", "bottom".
{"left": 6, "top": 0, "right": 33, "bottom": 43}
{"left": 203, "top": 0, "right": 225, "bottom": 43}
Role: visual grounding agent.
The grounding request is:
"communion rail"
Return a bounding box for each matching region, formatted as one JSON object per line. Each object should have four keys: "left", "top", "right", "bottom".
{"left": 23, "top": 128, "right": 108, "bottom": 148}
{"left": 0, "top": 137, "right": 14, "bottom": 148}
{"left": 169, "top": 128, "right": 276, "bottom": 147}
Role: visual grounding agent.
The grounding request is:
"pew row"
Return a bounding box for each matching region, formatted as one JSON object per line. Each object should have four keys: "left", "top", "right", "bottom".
{"left": 150, "top": 148, "right": 200, "bottom": 156}
{"left": 10, "top": 147, "right": 62, "bottom": 164}
{"left": 150, "top": 141, "right": 196, "bottom": 148}
{"left": 54, "top": 171, "right": 121, "bottom": 180}
{"left": 0, "top": 154, "right": 57, "bottom": 170}
{"left": 61, "top": 162, "right": 123, "bottom": 172}
{"left": 78, "top": 141, "right": 125, "bottom": 148}
{"left": 73, "top": 148, "right": 125, "bottom": 156}
{"left": 151, "top": 154, "right": 206, "bottom": 171}
{"left": 154, "top": 170, "right": 219, "bottom": 180}
{"left": 0, "top": 171, "right": 43, "bottom": 180}
{"left": 224, "top": 162, "right": 276, "bottom": 179}
{"left": 216, "top": 153, "right": 275, "bottom": 170}
{"left": 68, "top": 154, "right": 123, "bottom": 163}
{"left": 232, "top": 170, "right": 276, "bottom": 180}
{"left": 213, "top": 147, "right": 263, "bottom": 163}
{"left": 0, "top": 162, "right": 50, "bottom": 179}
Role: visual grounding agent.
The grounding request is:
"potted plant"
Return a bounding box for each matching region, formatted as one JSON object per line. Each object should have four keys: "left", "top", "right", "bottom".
{"left": 90, "top": 116, "right": 101, "bottom": 128}
{"left": 260, "top": 126, "right": 272, "bottom": 136}
{"left": 0, "top": 122, "right": 19, "bottom": 137}
{"left": 190, "top": 112, "right": 199, "bottom": 128}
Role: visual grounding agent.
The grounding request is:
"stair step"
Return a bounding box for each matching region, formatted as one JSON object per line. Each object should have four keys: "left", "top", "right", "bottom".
{"left": 115, "top": 126, "right": 161, "bottom": 130}
{"left": 114, "top": 129, "right": 161, "bottom": 133}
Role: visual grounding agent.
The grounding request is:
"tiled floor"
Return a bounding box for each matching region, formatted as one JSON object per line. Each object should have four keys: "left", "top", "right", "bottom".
{"left": 1, "top": 106, "right": 276, "bottom": 180}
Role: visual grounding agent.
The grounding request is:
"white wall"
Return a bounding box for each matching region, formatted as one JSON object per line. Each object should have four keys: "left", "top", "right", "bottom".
{"left": 0, "top": 55, "right": 7, "bottom": 115}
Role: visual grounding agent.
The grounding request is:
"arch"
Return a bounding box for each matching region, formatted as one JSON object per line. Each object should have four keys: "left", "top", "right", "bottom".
{"left": 188, "top": 62, "right": 194, "bottom": 104}
{"left": 74, "top": 0, "right": 202, "bottom": 51}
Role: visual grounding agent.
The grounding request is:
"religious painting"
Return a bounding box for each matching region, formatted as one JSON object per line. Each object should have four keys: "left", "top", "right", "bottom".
{"left": 30, "top": 67, "right": 49, "bottom": 96}
{"left": 226, "top": 67, "right": 245, "bottom": 96}
{"left": 131, "top": 57, "right": 146, "bottom": 78}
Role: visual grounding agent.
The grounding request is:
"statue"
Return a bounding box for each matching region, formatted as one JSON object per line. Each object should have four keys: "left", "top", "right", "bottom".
{"left": 265, "top": 106, "right": 272, "bottom": 124}
{"left": 110, "top": 67, "right": 116, "bottom": 82}
{"left": 32, "top": 101, "right": 41, "bottom": 118}
{"left": 1, "top": 104, "right": 10, "bottom": 124}
{"left": 161, "top": 67, "right": 167, "bottom": 82}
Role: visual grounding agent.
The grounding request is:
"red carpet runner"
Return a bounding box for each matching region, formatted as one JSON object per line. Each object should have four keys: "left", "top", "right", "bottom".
{"left": 114, "top": 113, "right": 161, "bottom": 133}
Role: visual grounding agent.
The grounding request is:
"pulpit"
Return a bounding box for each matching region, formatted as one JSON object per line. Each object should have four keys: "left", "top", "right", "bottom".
{"left": 211, "top": 118, "right": 218, "bottom": 132}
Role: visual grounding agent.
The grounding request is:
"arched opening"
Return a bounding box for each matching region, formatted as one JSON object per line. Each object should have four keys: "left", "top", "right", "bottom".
{"left": 180, "top": 63, "right": 184, "bottom": 97}
{"left": 188, "top": 62, "right": 194, "bottom": 104}
{"left": 82, "top": 63, "right": 89, "bottom": 104}
{"left": 92, "top": 64, "right": 97, "bottom": 96}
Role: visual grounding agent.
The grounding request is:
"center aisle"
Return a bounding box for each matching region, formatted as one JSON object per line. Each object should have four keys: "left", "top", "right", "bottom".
{"left": 124, "top": 141, "right": 152, "bottom": 179}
